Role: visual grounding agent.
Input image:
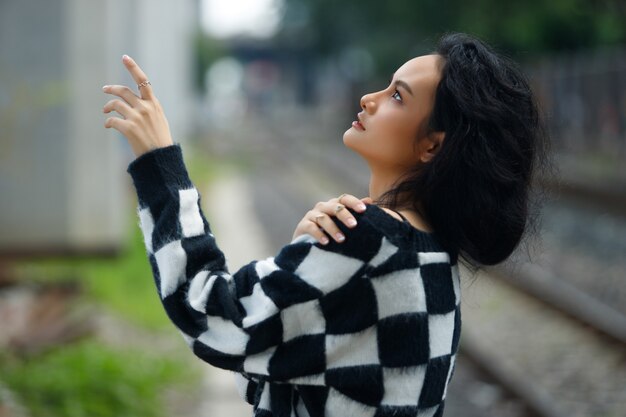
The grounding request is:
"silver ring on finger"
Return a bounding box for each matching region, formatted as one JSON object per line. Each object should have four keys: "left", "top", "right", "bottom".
{"left": 137, "top": 80, "right": 151, "bottom": 89}
{"left": 334, "top": 204, "right": 345, "bottom": 215}
{"left": 337, "top": 193, "right": 348, "bottom": 204}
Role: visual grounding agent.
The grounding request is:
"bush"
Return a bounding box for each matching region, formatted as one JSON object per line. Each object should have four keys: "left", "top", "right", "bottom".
{"left": 0, "top": 339, "right": 196, "bottom": 417}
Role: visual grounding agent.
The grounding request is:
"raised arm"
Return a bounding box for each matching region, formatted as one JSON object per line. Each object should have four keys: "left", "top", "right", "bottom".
{"left": 126, "top": 144, "right": 386, "bottom": 384}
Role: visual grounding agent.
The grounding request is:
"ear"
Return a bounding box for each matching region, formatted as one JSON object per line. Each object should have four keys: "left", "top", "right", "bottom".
{"left": 420, "top": 131, "right": 445, "bottom": 163}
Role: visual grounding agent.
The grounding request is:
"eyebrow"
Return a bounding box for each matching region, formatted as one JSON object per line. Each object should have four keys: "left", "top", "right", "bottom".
{"left": 390, "top": 73, "right": 414, "bottom": 96}
{"left": 396, "top": 80, "right": 414, "bottom": 96}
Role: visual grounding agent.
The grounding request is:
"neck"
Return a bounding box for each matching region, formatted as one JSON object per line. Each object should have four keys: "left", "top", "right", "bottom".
{"left": 366, "top": 164, "right": 431, "bottom": 228}
{"left": 368, "top": 166, "right": 405, "bottom": 203}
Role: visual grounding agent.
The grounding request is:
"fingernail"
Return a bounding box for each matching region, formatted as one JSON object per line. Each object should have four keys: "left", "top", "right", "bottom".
{"left": 358, "top": 204, "right": 366, "bottom": 210}
{"left": 336, "top": 233, "right": 345, "bottom": 242}
{"left": 122, "top": 54, "right": 130, "bottom": 62}
{"left": 320, "top": 237, "right": 329, "bottom": 245}
{"left": 102, "top": 85, "right": 109, "bottom": 91}
{"left": 347, "top": 218, "right": 357, "bottom": 227}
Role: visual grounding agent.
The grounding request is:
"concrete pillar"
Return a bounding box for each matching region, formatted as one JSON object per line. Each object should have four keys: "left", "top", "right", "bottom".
{"left": 0, "top": 0, "right": 198, "bottom": 256}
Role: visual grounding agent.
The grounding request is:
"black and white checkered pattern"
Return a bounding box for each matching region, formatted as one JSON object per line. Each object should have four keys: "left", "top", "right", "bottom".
{"left": 127, "top": 144, "right": 462, "bottom": 417}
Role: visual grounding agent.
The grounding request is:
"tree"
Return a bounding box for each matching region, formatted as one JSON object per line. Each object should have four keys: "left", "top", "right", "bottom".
{"left": 275, "top": 0, "right": 625, "bottom": 77}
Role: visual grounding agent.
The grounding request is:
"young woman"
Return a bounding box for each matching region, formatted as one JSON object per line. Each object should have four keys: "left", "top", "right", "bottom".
{"left": 102, "top": 33, "right": 549, "bottom": 417}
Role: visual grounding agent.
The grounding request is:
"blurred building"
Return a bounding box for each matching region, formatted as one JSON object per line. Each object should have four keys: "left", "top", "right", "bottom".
{"left": 0, "top": 0, "right": 199, "bottom": 256}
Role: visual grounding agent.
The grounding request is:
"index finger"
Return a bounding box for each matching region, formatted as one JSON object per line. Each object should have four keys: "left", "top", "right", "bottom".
{"left": 122, "top": 54, "right": 154, "bottom": 99}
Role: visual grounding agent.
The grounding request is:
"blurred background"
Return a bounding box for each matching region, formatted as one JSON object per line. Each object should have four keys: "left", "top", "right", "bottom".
{"left": 1, "top": 0, "right": 625, "bottom": 416}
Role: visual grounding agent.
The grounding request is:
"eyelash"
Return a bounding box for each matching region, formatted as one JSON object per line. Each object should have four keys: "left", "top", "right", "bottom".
{"left": 392, "top": 89, "right": 402, "bottom": 102}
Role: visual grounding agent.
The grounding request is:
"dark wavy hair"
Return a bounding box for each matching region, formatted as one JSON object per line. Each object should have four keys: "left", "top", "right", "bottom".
{"left": 376, "top": 32, "right": 554, "bottom": 269}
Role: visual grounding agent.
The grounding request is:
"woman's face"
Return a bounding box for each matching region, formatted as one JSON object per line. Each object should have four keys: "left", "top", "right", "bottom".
{"left": 343, "top": 54, "right": 444, "bottom": 172}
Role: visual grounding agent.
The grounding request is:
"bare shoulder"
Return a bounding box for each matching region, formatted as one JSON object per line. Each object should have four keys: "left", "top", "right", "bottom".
{"left": 380, "top": 207, "right": 404, "bottom": 221}
{"left": 380, "top": 207, "right": 434, "bottom": 233}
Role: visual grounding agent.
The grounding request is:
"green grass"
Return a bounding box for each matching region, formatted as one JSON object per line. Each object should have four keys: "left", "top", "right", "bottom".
{"left": 11, "top": 220, "right": 172, "bottom": 330}
{"left": 0, "top": 340, "right": 195, "bottom": 417}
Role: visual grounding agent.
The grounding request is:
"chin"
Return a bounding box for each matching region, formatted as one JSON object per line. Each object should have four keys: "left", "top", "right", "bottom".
{"left": 342, "top": 128, "right": 358, "bottom": 150}
{"left": 342, "top": 131, "right": 380, "bottom": 170}
{"left": 342, "top": 130, "right": 366, "bottom": 160}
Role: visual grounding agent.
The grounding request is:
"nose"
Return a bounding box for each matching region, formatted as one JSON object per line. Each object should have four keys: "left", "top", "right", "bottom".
{"left": 360, "top": 91, "right": 378, "bottom": 113}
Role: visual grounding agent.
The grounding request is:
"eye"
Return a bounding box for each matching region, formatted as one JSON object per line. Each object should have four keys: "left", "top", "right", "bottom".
{"left": 392, "top": 89, "right": 402, "bottom": 102}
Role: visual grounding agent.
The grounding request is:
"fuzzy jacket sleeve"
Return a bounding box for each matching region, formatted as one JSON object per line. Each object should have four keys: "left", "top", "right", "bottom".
{"left": 126, "top": 144, "right": 385, "bottom": 385}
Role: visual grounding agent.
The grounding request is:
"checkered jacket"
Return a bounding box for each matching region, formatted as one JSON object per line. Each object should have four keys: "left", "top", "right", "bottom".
{"left": 127, "top": 144, "right": 462, "bottom": 417}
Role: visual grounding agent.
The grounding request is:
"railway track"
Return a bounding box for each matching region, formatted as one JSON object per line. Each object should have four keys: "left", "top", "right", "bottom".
{"left": 490, "top": 262, "right": 626, "bottom": 345}
{"left": 205, "top": 112, "right": 626, "bottom": 417}
{"left": 537, "top": 173, "right": 626, "bottom": 220}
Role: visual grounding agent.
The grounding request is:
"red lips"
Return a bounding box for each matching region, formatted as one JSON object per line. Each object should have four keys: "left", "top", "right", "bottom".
{"left": 352, "top": 121, "right": 365, "bottom": 131}
{"left": 353, "top": 113, "right": 366, "bottom": 131}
